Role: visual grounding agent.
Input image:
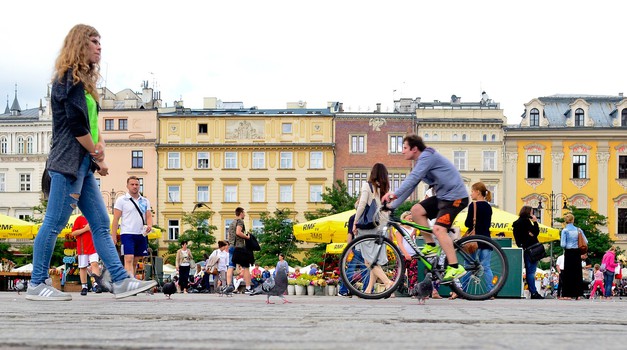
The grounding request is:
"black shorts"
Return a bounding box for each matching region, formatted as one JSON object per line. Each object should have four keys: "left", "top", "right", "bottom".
{"left": 419, "top": 196, "right": 469, "bottom": 229}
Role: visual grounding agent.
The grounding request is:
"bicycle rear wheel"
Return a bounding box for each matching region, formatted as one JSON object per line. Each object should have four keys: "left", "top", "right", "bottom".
{"left": 339, "top": 234, "right": 405, "bottom": 299}
{"left": 449, "top": 235, "right": 508, "bottom": 300}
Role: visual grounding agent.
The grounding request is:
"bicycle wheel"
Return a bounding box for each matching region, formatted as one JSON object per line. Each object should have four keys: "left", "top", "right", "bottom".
{"left": 339, "top": 233, "right": 405, "bottom": 299}
{"left": 449, "top": 235, "right": 508, "bottom": 300}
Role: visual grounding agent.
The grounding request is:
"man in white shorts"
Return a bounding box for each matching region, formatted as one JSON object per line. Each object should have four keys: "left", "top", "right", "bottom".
{"left": 71, "top": 215, "right": 102, "bottom": 295}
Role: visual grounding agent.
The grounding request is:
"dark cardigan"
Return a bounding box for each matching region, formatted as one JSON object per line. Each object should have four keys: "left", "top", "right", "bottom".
{"left": 512, "top": 215, "right": 540, "bottom": 249}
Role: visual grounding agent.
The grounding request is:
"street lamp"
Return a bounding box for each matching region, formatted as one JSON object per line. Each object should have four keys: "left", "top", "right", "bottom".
{"left": 535, "top": 191, "right": 569, "bottom": 271}
{"left": 101, "top": 188, "right": 126, "bottom": 215}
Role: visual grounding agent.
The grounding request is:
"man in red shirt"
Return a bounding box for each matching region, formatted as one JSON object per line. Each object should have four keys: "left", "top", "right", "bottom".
{"left": 71, "top": 215, "right": 103, "bottom": 295}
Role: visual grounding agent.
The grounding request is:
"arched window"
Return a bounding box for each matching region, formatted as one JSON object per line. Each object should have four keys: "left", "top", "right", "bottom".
{"left": 621, "top": 109, "right": 627, "bottom": 126}
{"left": 452, "top": 134, "right": 458, "bottom": 141}
{"left": 482, "top": 134, "right": 487, "bottom": 142}
{"left": 0, "top": 137, "right": 7, "bottom": 154}
{"left": 530, "top": 108, "right": 540, "bottom": 126}
{"left": 575, "top": 108, "right": 585, "bottom": 126}
{"left": 491, "top": 134, "right": 496, "bottom": 141}
{"left": 423, "top": 133, "right": 429, "bottom": 140}
{"left": 462, "top": 134, "right": 467, "bottom": 141}
{"left": 432, "top": 133, "right": 439, "bottom": 141}
{"left": 26, "top": 136, "right": 34, "bottom": 154}
{"left": 17, "top": 136, "right": 24, "bottom": 154}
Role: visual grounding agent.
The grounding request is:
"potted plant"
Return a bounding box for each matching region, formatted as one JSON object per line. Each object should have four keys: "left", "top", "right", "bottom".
{"left": 326, "top": 277, "right": 339, "bottom": 296}
{"left": 295, "top": 277, "right": 309, "bottom": 295}
{"left": 287, "top": 279, "right": 296, "bottom": 295}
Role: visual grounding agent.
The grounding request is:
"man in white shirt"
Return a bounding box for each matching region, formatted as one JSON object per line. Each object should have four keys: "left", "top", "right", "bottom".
{"left": 112, "top": 176, "right": 152, "bottom": 276}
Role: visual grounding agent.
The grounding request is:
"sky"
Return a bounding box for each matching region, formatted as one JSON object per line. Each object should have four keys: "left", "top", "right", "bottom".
{"left": 1, "top": 0, "right": 626, "bottom": 124}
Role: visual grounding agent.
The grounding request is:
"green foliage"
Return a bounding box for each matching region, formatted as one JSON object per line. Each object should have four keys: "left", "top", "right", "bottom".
{"left": 0, "top": 242, "right": 12, "bottom": 261}
{"left": 167, "top": 210, "right": 217, "bottom": 264}
{"left": 255, "top": 209, "right": 300, "bottom": 267}
{"left": 304, "top": 180, "right": 357, "bottom": 221}
{"left": 302, "top": 243, "right": 327, "bottom": 266}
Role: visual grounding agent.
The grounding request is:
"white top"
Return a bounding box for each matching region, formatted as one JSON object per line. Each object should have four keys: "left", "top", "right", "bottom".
{"left": 218, "top": 250, "right": 228, "bottom": 272}
{"left": 114, "top": 193, "right": 151, "bottom": 235}
{"left": 556, "top": 255, "right": 565, "bottom": 270}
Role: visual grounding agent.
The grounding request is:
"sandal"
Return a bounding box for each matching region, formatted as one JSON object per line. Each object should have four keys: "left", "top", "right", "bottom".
{"left": 449, "top": 292, "right": 458, "bottom": 300}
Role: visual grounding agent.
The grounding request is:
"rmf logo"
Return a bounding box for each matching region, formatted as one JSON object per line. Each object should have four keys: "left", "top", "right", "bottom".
{"left": 0, "top": 224, "right": 14, "bottom": 230}
{"left": 303, "top": 223, "right": 315, "bottom": 230}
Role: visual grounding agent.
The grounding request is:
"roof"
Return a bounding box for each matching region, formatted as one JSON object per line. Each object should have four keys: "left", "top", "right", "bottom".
{"left": 535, "top": 94, "right": 624, "bottom": 127}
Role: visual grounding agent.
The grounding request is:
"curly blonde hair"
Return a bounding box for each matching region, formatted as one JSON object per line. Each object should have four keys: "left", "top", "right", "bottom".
{"left": 53, "top": 24, "right": 100, "bottom": 100}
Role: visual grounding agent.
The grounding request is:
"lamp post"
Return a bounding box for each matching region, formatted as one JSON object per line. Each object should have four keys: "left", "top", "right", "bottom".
{"left": 101, "top": 188, "right": 126, "bottom": 215}
{"left": 536, "top": 191, "right": 569, "bottom": 271}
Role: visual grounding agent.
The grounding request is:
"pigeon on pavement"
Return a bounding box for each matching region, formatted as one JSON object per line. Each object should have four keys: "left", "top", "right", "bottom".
{"left": 250, "top": 264, "right": 290, "bottom": 304}
{"left": 411, "top": 272, "right": 434, "bottom": 305}
{"left": 162, "top": 280, "right": 177, "bottom": 299}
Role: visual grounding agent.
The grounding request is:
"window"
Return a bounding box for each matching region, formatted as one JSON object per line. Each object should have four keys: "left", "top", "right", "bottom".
{"left": 252, "top": 185, "right": 265, "bottom": 202}
{"left": 17, "top": 137, "right": 24, "bottom": 154}
{"left": 619, "top": 155, "right": 627, "bottom": 179}
{"left": 462, "top": 134, "right": 467, "bottom": 141}
{"left": 575, "top": 108, "right": 584, "bottom": 127}
{"left": 482, "top": 134, "right": 487, "bottom": 142}
{"left": 197, "top": 185, "right": 209, "bottom": 202}
{"left": 432, "top": 134, "right": 439, "bottom": 141}
{"left": 20, "top": 173, "right": 31, "bottom": 191}
{"left": 350, "top": 135, "right": 365, "bottom": 153}
{"left": 252, "top": 152, "right": 265, "bottom": 169}
{"left": 573, "top": 155, "right": 587, "bottom": 179}
{"left": 0, "top": 137, "right": 7, "bottom": 154}
{"left": 252, "top": 219, "right": 264, "bottom": 234}
{"left": 530, "top": 108, "right": 540, "bottom": 126}
{"left": 280, "top": 152, "right": 293, "bottom": 169}
{"left": 0, "top": 173, "right": 5, "bottom": 191}
{"left": 168, "top": 152, "right": 180, "bottom": 169}
{"left": 310, "top": 185, "right": 323, "bottom": 202}
{"left": 224, "top": 219, "right": 233, "bottom": 239}
{"left": 26, "top": 136, "right": 34, "bottom": 154}
{"left": 105, "top": 119, "right": 114, "bottom": 130}
{"left": 453, "top": 151, "right": 467, "bottom": 171}
{"left": 618, "top": 208, "right": 627, "bottom": 235}
{"left": 197, "top": 152, "right": 210, "bottom": 169}
{"left": 198, "top": 123, "right": 208, "bottom": 134}
{"left": 452, "top": 134, "right": 458, "bottom": 141}
{"left": 279, "top": 185, "right": 293, "bottom": 202}
{"left": 118, "top": 119, "right": 128, "bottom": 130}
{"left": 389, "top": 173, "right": 407, "bottom": 192}
{"left": 491, "top": 134, "right": 496, "bottom": 141}
{"left": 622, "top": 109, "right": 627, "bottom": 126}
{"left": 389, "top": 135, "right": 403, "bottom": 153}
{"left": 282, "top": 123, "right": 292, "bottom": 133}
{"left": 347, "top": 172, "right": 367, "bottom": 196}
{"left": 131, "top": 150, "right": 143, "bottom": 168}
{"left": 168, "top": 219, "right": 180, "bottom": 240}
{"left": 167, "top": 185, "right": 180, "bottom": 202}
{"left": 310, "top": 151, "right": 323, "bottom": 169}
{"left": 486, "top": 184, "right": 497, "bottom": 206}
{"left": 18, "top": 214, "right": 31, "bottom": 221}
{"left": 483, "top": 151, "right": 496, "bottom": 171}
{"left": 225, "top": 152, "right": 237, "bottom": 169}
{"left": 527, "top": 155, "right": 541, "bottom": 178}
{"left": 424, "top": 133, "right": 429, "bottom": 140}
{"left": 225, "top": 185, "right": 238, "bottom": 202}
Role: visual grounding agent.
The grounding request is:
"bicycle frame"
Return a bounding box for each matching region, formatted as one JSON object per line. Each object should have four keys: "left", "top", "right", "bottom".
{"left": 381, "top": 219, "right": 436, "bottom": 271}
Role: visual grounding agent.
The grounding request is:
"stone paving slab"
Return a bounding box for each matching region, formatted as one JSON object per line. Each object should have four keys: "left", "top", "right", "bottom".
{"left": 2, "top": 291, "right": 627, "bottom": 349}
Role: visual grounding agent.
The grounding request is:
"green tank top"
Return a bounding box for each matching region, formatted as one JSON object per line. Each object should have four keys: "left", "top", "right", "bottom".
{"left": 84, "top": 91, "right": 99, "bottom": 144}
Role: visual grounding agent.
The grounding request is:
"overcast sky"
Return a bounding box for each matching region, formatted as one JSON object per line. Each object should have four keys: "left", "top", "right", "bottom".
{"left": 1, "top": 0, "right": 625, "bottom": 124}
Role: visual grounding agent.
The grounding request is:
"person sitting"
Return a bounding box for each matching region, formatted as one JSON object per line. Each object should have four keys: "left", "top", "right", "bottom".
{"left": 308, "top": 264, "right": 318, "bottom": 276}
{"left": 262, "top": 266, "right": 271, "bottom": 282}
{"left": 251, "top": 264, "right": 263, "bottom": 288}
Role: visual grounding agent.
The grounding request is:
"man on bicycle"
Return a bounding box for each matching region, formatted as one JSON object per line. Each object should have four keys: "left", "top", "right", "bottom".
{"left": 382, "top": 134, "right": 469, "bottom": 282}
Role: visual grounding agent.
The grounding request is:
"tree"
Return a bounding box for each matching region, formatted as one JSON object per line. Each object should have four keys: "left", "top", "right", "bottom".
{"left": 165, "top": 210, "right": 217, "bottom": 265}
{"left": 256, "top": 209, "right": 300, "bottom": 267}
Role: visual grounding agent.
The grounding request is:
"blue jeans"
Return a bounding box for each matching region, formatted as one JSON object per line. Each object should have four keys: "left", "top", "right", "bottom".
{"left": 603, "top": 271, "right": 615, "bottom": 297}
{"left": 478, "top": 248, "right": 494, "bottom": 290}
{"left": 31, "top": 155, "right": 129, "bottom": 285}
{"left": 339, "top": 248, "right": 369, "bottom": 294}
{"left": 524, "top": 252, "right": 538, "bottom": 294}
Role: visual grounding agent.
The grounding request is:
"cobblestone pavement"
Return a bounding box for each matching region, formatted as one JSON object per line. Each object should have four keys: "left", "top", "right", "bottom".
{"left": 2, "top": 291, "right": 627, "bottom": 349}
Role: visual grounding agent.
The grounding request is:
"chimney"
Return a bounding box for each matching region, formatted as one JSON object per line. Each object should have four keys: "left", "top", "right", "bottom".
{"left": 375, "top": 103, "right": 381, "bottom": 113}
{"left": 619, "top": 92, "right": 624, "bottom": 97}
{"left": 339, "top": 103, "right": 344, "bottom": 112}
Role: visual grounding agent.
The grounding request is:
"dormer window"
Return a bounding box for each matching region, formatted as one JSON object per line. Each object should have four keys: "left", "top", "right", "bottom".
{"left": 622, "top": 109, "right": 627, "bottom": 126}
{"left": 530, "top": 108, "right": 540, "bottom": 126}
{"left": 575, "top": 108, "right": 585, "bottom": 126}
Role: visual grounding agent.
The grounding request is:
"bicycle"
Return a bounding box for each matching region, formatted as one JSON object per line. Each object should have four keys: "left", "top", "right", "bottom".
{"left": 339, "top": 206, "right": 509, "bottom": 300}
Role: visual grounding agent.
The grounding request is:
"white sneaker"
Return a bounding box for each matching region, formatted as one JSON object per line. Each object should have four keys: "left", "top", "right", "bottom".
{"left": 25, "top": 278, "right": 72, "bottom": 301}
{"left": 112, "top": 277, "right": 157, "bottom": 299}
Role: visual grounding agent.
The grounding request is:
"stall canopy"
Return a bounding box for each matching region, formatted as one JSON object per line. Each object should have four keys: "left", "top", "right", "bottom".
{"left": 293, "top": 210, "right": 355, "bottom": 243}
{"left": 0, "top": 214, "right": 36, "bottom": 239}
{"left": 453, "top": 207, "right": 560, "bottom": 243}
{"left": 34, "top": 214, "right": 160, "bottom": 239}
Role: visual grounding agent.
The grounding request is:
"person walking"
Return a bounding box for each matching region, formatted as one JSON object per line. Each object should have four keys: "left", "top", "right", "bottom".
{"left": 215, "top": 240, "right": 229, "bottom": 292}
{"left": 559, "top": 213, "right": 587, "bottom": 300}
{"left": 224, "top": 207, "right": 253, "bottom": 294}
{"left": 513, "top": 205, "right": 544, "bottom": 299}
{"left": 70, "top": 215, "right": 102, "bottom": 295}
{"left": 589, "top": 264, "right": 606, "bottom": 299}
{"left": 26, "top": 24, "right": 156, "bottom": 301}
{"left": 601, "top": 246, "right": 618, "bottom": 299}
{"left": 395, "top": 211, "right": 419, "bottom": 296}
{"left": 175, "top": 241, "right": 193, "bottom": 294}
{"left": 111, "top": 176, "right": 152, "bottom": 277}
{"left": 382, "top": 134, "right": 469, "bottom": 282}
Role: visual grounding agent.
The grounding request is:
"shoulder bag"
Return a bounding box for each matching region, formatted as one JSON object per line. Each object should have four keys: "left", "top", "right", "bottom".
{"left": 462, "top": 202, "right": 478, "bottom": 254}
{"left": 577, "top": 228, "right": 588, "bottom": 255}
{"left": 355, "top": 183, "right": 378, "bottom": 230}
{"left": 525, "top": 242, "right": 546, "bottom": 262}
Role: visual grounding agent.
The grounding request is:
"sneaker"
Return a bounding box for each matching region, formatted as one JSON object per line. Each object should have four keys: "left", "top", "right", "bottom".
{"left": 244, "top": 288, "right": 253, "bottom": 295}
{"left": 530, "top": 292, "right": 545, "bottom": 299}
{"left": 92, "top": 285, "right": 102, "bottom": 294}
{"left": 443, "top": 265, "right": 467, "bottom": 282}
{"left": 25, "top": 278, "right": 72, "bottom": 301}
{"left": 420, "top": 245, "right": 441, "bottom": 257}
{"left": 81, "top": 287, "right": 88, "bottom": 296}
{"left": 112, "top": 277, "right": 157, "bottom": 299}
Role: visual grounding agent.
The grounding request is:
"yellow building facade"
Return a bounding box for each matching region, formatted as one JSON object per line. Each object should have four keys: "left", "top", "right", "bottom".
{"left": 504, "top": 94, "right": 627, "bottom": 248}
{"left": 156, "top": 106, "right": 334, "bottom": 252}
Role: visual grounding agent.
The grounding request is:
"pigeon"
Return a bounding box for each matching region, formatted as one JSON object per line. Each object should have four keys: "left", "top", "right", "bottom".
{"left": 411, "top": 272, "right": 434, "bottom": 305}
{"left": 14, "top": 279, "right": 26, "bottom": 295}
{"left": 162, "top": 280, "right": 177, "bottom": 299}
{"left": 250, "top": 265, "right": 290, "bottom": 304}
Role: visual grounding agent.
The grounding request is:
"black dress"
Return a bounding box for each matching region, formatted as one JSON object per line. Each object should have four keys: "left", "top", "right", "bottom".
{"left": 561, "top": 248, "right": 583, "bottom": 298}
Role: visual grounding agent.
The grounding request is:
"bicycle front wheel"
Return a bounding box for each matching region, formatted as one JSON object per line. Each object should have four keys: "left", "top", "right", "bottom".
{"left": 339, "top": 234, "right": 405, "bottom": 299}
{"left": 449, "top": 235, "right": 509, "bottom": 300}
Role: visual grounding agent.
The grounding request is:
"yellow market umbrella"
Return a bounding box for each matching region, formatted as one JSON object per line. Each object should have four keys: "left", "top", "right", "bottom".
{"left": 0, "top": 214, "right": 36, "bottom": 239}
{"left": 326, "top": 242, "right": 348, "bottom": 254}
{"left": 452, "top": 207, "right": 560, "bottom": 243}
{"left": 293, "top": 210, "right": 356, "bottom": 243}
